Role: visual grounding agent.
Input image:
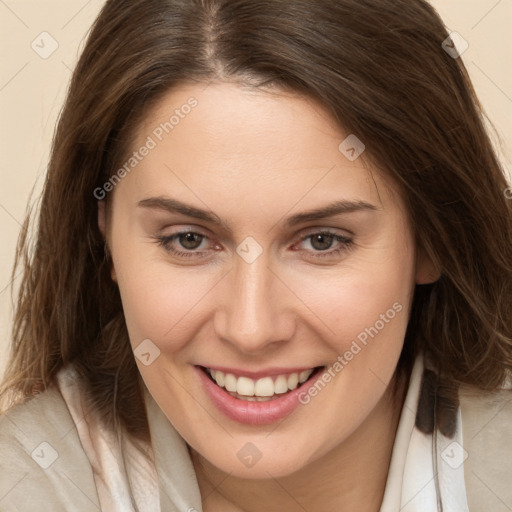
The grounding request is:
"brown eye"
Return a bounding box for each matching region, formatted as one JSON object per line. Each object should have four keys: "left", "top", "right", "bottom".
{"left": 178, "top": 232, "right": 204, "bottom": 250}
{"left": 154, "top": 230, "right": 211, "bottom": 259}
{"left": 295, "top": 230, "right": 353, "bottom": 260}
{"left": 310, "top": 233, "right": 336, "bottom": 251}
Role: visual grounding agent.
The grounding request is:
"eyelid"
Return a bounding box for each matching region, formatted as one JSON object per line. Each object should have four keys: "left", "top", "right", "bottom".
{"left": 295, "top": 225, "right": 354, "bottom": 239}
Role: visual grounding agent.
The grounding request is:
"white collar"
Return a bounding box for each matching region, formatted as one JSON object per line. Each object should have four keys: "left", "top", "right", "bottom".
{"left": 380, "top": 354, "right": 469, "bottom": 511}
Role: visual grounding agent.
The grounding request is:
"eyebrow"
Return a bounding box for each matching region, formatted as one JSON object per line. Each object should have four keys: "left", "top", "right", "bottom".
{"left": 137, "top": 196, "right": 378, "bottom": 231}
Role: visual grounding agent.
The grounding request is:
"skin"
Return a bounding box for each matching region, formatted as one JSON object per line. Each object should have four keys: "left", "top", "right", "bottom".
{"left": 99, "top": 81, "right": 439, "bottom": 511}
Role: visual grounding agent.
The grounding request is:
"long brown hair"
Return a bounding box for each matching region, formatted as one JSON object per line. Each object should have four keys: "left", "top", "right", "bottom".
{"left": 2, "top": 0, "right": 511, "bottom": 443}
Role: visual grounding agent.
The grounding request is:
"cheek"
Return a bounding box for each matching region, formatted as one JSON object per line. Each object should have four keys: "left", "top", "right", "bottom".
{"left": 296, "top": 282, "right": 409, "bottom": 395}
{"left": 288, "top": 244, "right": 414, "bottom": 352}
{"left": 115, "top": 256, "right": 219, "bottom": 351}
{"left": 108, "top": 217, "right": 214, "bottom": 350}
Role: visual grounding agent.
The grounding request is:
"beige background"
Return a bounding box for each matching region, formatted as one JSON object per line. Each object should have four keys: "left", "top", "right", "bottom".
{"left": 0, "top": 0, "right": 511, "bottom": 379}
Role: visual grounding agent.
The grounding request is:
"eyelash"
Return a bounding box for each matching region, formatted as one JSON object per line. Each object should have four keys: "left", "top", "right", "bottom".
{"left": 153, "top": 229, "right": 353, "bottom": 260}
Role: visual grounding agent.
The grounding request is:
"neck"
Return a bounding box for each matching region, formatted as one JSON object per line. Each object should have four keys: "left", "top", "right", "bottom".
{"left": 191, "top": 375, "right": 408, "bottom": 512}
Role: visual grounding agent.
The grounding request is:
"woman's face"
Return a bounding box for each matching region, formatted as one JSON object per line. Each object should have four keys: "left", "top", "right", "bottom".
{"left": 104, "top": 81, "right": 433, "bottom": 478}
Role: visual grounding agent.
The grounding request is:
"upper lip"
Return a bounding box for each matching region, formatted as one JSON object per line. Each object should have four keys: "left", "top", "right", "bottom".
{"left": 199, "top": 365, "right": 322, "bottom": 380}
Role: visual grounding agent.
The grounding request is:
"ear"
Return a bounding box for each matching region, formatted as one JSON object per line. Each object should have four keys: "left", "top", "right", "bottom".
{"left": 415, "top": 248, "right": 440, "bottom": 284}
{"left": 97, "top": 200, "right": 117, "bottom": 283}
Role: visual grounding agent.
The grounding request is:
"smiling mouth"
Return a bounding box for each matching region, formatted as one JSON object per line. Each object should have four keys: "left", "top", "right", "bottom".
{"left": 200, "top": 366, "right": 325, "bottom": 402}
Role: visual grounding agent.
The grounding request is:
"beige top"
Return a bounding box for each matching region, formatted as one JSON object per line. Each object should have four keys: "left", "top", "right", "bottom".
{"left": 0, "top": 354, "right": 511, "bottom": 511}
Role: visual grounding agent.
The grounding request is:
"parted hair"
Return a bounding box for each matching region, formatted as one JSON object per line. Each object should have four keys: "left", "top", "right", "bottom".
{"left": 1, "top": 0, "right": 511, "bottom": 443}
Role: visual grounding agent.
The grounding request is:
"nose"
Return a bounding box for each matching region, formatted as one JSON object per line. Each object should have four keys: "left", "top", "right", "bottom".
{"left": 213, "top": 250, "right": 295, "bottom": 354}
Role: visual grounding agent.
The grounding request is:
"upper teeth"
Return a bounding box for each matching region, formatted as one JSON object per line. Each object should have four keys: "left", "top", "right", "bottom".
{"left": 207, "top": 368, "right": 314, "bottom": 397}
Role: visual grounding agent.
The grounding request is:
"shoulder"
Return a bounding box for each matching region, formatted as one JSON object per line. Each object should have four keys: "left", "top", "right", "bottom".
{"left": 0, "top": 385, "right": 100, "bottom": 511}
{"left": 460, "top": 386, "right": 512, "bottom": 511}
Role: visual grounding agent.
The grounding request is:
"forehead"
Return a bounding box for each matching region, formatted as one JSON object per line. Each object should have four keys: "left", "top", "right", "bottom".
{"left": 120, "top": 81, "right": 402, "bottom": 217}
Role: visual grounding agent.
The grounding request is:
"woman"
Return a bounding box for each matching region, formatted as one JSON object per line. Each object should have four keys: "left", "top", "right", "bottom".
{"left": 1, "top": 0, "right": 511, "bottom": 510}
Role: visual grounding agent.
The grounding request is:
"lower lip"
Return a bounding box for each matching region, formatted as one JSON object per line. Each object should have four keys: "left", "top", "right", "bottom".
{"left": 195, "top": 366, "right": 323, "bottom": 425}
